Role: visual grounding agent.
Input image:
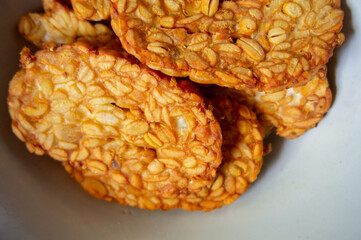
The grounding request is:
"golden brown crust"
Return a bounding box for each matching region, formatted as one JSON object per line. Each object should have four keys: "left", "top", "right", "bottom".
{"left": 8, "top": 43, "right": 223, "bottom": 197}
{"left": 63, "top": 97, "right": 263, "bottom": 211}
{"left": 201, "top": 66, "right": 332, "bottom": 139}
{"left": 111, "top": 0, "right": 344, "bottom": 92}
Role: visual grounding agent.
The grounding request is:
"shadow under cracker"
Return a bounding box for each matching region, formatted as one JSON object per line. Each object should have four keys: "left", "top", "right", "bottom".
{"left": 327, "top": 0, "right": 354, "bottom": 104}
{"left": 252, "top": 133, "right": 285, "bottom": 186}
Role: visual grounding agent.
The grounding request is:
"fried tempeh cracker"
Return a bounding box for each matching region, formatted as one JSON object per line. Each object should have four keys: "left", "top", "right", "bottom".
{"left": 8, "top": 43, "right": 223, "bottom": 197}
{"left": 64, "top": 96, "right": 263, "bottom": 211}
{"left": 111, "top": 0, "right": 344, "bottom": 92}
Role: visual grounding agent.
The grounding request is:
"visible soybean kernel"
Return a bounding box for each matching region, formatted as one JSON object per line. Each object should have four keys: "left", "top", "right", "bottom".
{"left": 23, "top": 103, "right": 48, "bottom": 117}
{"left": 253, "top": 143, "right": 262, "bottom": 158}
{"left": 26, "top": 142, "right": 35, "bottom": 153}
{"left": 58, "top": 141, "right": 78, "bottom": 150}
{"left": 238, "top": 17, "right": 257, "bottom": 35}
{"left": 249, "top": 8, "right": 263, "bottom": 20}
{"left": 144, "top": 132, "right": 163, "bottom": 148}
{"left": 147, "top": 160, "right": 165, "bottom": 174}
{"left": 78, "top": 65, "right": 95, "bottom": 83}
{"left": 34, "top": 146, "right": 45, "bottom": 155}
{"left": 185, "top": 164, "right": 207, "bottom": 176}
{"left": 191, "top": 145, "right": 208, "bottom": 156}
{"left": 164, "top": 0, "right": 180, "bottom": 12}
{"left": 116, "top": 0, "right": 127, "bottom": 13}
{"left": 82, "top": 177, "right": 107, "bottom": 198}
{"left": 38, "top": 77, "right": 53, "bottom": 97}
{"left": 81, "top": 121, "right": 103, "bottom": 136}
{"left": 92, "top": 147, "right": 102, "bottom": 160}
{"left": 213, "top": 43, "right": 241, "bottom": 53}
{"left": 130, "top": 174, "right": 142, "bottom": 188}
{"left": 74, "top": 1, "right": 94, "bottom": 19}
{"left": 163, "top": 198, "right": 179, "bottom": 206}
{"left": 147, "top": 42, "right": 170, "bottom": 55}
{"left": 237, "top": 38, "right": 265, "bottom": 61}
{"left": 234, "top": 160, "right": 248, "bottom": 173}
{"left": 268, "top": 27, "right": 287, "bottom": 44}
{"left": 18, "top": 114, "right": 35, "bottom": 131}
{"left": 102, "top": 150, "right": 114, "bottom": 165}
{"left": 283, "top": 3, "right": 303, "bottom": 18}
{"left": 97, "top": 54, "right": 116, "bottom": 70}
{"left": 138, "top": 4, "right": 153, "bottom": 19}
{"left": 43, "top": 134, "right": 55, "bottom": 150}
{"left": 47, "top": 64, "right": 64, "bottom": 75}
{"left": 160, "top": 147, "right": 186, "bottom": 158}
{"left": 158, "top": 158, "right": 180, "bottom": 167}
{"left": 111, "top": 172, "right": 127, "bottom": 184}
{"left": 82, "top": 138, "right": 105, "bottom": 148}
{"left": 87, "top": 160, "right": 108, "bottom": 174}
{"left": 125, "top": 195, "right": 137, "bottom": 206}
{"left": 183, "top": 156, "right": 197, "bottom": 168}
{"left": 125, "top": 0, "right": 138, "bottom": 13}
{"left": 11, "top": 124, "right": 25, "bottom": 142}
{"left": 152, "top": 5, "right": 165, "bottom": 17}
{"left": 224, "top": 176, "right": 236, "bottom": 194}
{"left": 159, "top": 16, "right": 175, "bottom": 28}
{"left": 147, "top": 32, "right": 173, "bottom": 45}
{"left": 54, "top": 125, "right": 82, "bottom": 142}
{"left": 201, "top": 0, "right": 219, "bottom": 17}
{"left": 239, "top": 142, "right": 252, "bottom": 159}
{"left": 209, "top": 187, "right": 224, "bottom": 198}
{"left": 70, "top": 148, "right": 89, "bottom": 161}
{"left": 125, "top": 121, "right": 149, "bottom": 135}
{"left": 203, "top": 47, "right": 217, "bottom": 66}
{"left": 129, "top": 162, "right": 144, "bottom": 172}
{"left": 211, "top": 174, "right": 224, "bottom": 191}
{"left": 49, "top": 148, "right": 68, "bottom": 161}
{"left": 94, "top": 112, "right": 119, "bottom": 125}
{"left": 229, "top": 164, "right": 241, "bottom": 176}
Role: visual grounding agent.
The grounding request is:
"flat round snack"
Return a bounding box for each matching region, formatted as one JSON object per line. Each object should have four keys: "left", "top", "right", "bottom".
{"left": 18, "top": 0, "right": 114, "bottom": 48}
{"left": 202, "top": 66, "right": 331, "bottom": 139}
{"left": 71, "top": 0, "right": 111, "bottom": 21}
{"left": 8, "top": 43, "right": 222, "bottom": 196}
{"left": 64, "top": 97, "right": 264, "bottom": 211}
{"left": 111, "top": 0, "right": 344, "bottom": 92}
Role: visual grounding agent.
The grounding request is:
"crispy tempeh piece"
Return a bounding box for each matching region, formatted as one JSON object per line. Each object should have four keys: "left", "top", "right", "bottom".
{"left": 63, "top": 97, "right": 263, "bottom": 211}
{"left": 8, "top": 43, "right": 223, "bottom": 197}
{"left": 18, "top": 0, "right": 114, "bottom": 48}
{"left": 111, "top": 0, "right": 344, "bottom": 92}
{"left": 201, "top": 66, "right": 332, "bottom": 139}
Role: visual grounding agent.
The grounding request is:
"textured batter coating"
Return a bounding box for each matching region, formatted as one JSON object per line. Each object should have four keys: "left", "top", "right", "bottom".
{"left": 111, "top": 0, "right": 344, "bottom": 92}
{"left": 18, "top": 0, "right": 114, "bottom": 48}
{"left": 63, "top": 97, "right": 263, "bottom": 211}
{"left": 71, "top": 0, "right": 111, "bottom": 21}
{"left": 202, "top": 66, "right": 331, "bottom": 139}
{"left": 8, "top": 43, "right": 223, "bottom": 196}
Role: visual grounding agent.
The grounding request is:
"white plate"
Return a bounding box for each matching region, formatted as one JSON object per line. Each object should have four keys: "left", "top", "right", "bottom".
{"left": 0, "top": 1, "right": 360, "bottom": 239}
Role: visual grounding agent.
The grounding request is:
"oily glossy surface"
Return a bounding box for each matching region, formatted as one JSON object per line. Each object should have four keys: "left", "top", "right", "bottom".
{"left": 0, "top": 0, "right": 361, "bottom": 239}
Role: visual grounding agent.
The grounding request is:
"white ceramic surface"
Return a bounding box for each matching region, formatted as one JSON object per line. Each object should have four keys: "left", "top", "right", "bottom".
{"left": 0, "top": 1, "right": 360, "bottom": 239}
